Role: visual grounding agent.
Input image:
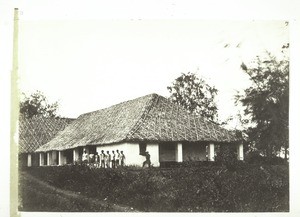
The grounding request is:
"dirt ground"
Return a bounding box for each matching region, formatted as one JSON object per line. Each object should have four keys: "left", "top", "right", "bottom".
{"left": 18, "top": 171, "right": 138, "bottom": 212}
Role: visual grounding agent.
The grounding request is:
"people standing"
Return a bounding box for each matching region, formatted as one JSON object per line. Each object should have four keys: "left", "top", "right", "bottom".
{"left": 115, "top": 150, "right": 120, "bottom": 168}
{"left": 82, "top": 149, "right": 88, "bottom": 165}
{"left": 142, "top": 151, "right": 151, "bottom": 168}
{"left": 106, "top": 151, "right": 111, "bottom": 168}
{"left": 120, "top": 151, "right": 125, "bottom": 167}
{"left": 111, "top": 150, "right": 116, "bottom": 168}
{"left": 94, "top": 152, "right": 100, "bottom": 168}
{"left": 100, "top": 150, "right": 106, "bottom": 168}
{"left": 89, "top": 152, "right": 95, "bottom": 165}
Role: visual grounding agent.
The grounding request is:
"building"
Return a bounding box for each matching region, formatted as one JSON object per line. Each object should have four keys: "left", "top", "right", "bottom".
{"left": 18, "top": 115, "right": 73, "bottom": 167}
{"left": 35, "top": 93, "right": 243, "bottom": 167}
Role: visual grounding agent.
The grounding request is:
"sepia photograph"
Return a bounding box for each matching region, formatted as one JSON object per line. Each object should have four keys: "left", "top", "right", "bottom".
{"left": 1, "top": 1, "right": 300, "bottom": 216}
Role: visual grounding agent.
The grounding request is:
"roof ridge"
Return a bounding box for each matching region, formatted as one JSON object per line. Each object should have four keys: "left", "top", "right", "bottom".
{"left": 124, "top": 94, "right": 158, "bottom": 140}
{"left": 77, "top": 93, "right": 159, "bottom": 118}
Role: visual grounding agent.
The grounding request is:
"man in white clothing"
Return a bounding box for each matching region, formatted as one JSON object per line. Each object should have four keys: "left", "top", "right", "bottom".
{"left": 82, "top": 149, "right": 88, "bottom": 165}
{"left": 115, "top": 150, "right": 120, "bottom": 168}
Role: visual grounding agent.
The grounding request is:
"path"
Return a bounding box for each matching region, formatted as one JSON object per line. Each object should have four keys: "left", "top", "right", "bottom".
{"left": 20, "top": 171, "right": 138, "bottom": 212}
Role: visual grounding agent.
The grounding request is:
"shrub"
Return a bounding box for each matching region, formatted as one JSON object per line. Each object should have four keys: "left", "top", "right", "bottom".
{"left": 22, "top": 164, "right": 289, "bottom": 212}
{"left": 246, "top": 151, "right": 287, "bottom": 165}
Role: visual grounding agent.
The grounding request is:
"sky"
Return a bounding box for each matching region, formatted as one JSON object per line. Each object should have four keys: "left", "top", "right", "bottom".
{"left": 18, "top": 18, "right": 289, "bottom": 128}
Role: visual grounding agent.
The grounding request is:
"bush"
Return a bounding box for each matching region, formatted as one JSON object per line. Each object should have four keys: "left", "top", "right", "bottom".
{"left": 246, "top": 151, "right": 287, "bottom": 165}
{"left": 22, "top": 164, "right": 289, "bottom": 212}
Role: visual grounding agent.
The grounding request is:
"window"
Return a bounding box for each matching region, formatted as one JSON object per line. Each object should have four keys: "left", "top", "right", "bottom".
{"left": 139, "top": 143, "right": 147, "bottom": 155}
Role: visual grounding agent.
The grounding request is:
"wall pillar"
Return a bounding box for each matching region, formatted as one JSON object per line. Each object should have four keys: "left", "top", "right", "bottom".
{"left": 237, "top": 143, "right": 244, "bottom": 160}
{"left": 27, "top": 153, "right": 32, "bottom": 167}
{"left": 39, "top": 153, "right": 44, "bottom": 166}
{"left": 47, "top": 152, "right": 51, "bottom": 165}
{"left": 208, "top": 143, "right": 215, "bottom": 161}
{"left": 147, "top": 143, "right": 160, "bottom": 167}
{"left": 58, "top": 151, "right": 64, "bottom": 166}
{"left": 73, "top": 148, "right": 79, "bottom": 163}
{"left": 175, "top": 143, "right": 183, "bottom": 162}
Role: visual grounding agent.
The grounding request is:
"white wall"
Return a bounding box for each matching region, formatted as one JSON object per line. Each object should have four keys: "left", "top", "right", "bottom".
{"left": 147, "top": 143, "right": 160, "bottom": 167}
{"left": 96, "top": 142, "right": 159, "bottom": 167}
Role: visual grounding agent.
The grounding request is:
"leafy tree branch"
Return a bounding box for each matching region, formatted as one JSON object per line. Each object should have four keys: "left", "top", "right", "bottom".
{"left": 20, "top": 90, "right": 60, "bottom": 118}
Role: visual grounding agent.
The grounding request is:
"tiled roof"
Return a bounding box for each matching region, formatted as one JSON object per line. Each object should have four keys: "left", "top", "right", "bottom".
{"left": 19, "top": 115, "right": 73, "bottom": 153}
{"left": 36, "top": 94, "right": 241, "bottom": 152}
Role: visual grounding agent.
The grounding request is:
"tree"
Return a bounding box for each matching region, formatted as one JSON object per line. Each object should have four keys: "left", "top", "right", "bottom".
{"left": 20, "top": 90, "right": 60, "bottom": 118}
{"left": 167, "top": 72, "right": 218, "bottom": 122}
{"left": 236, "top": 51, "right": 289, "bottom": 159}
